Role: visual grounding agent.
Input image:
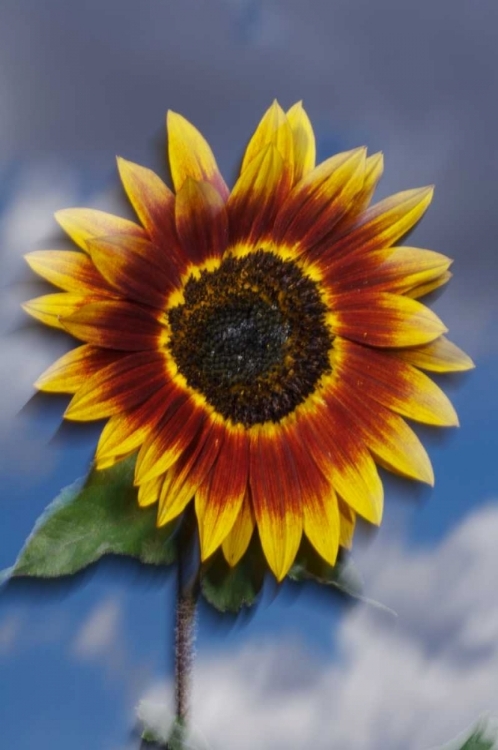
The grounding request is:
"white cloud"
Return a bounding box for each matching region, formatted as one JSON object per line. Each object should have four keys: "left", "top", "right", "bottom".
{"left": 138, "top": 501, "right": 498, "bottom": 750}
{"left": 0, "top": 161, "right": 83, "bottom": 478}
{"left": 0, "top": 162, "right": 126, "bottom": 480}
{"left": 0, "top": 161, "right": 78, "bottom": 287}
{"left": 72, "top": 597, "right": 122, "bottom": 660}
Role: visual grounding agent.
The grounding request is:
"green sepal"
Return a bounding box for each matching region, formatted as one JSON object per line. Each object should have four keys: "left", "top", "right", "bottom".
{"left": 288, "top": 538, "right": 396, "bottom": 616}
{"left": 3, "top": 456, "right": 178, "bottom": 582}
{"left": 432, "top": 714, "right": 498, "bottom": 749}
{"left": 200, "top": 536, "right": 266, "bottom": 613}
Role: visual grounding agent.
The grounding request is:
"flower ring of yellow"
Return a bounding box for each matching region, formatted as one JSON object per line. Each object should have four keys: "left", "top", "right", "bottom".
{"left": 24, "top": 101, "right": 473, "bottom": 581}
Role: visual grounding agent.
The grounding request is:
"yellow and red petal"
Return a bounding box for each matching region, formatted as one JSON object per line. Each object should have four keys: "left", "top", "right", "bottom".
{"left": 227, "top": 144, "right": 292, "bottom": 249}
{"left": 87, "top": 235, "right": 174, "bottom": 307}
{"left": 272, "top": 148, "right": 366, "bottom": 253}
{"left": 135, "top": 392, "right": 205, "bottom": 485}
{"left": 95, "top": 383, "right": 175, "bottom": 465}
{"left": 406, "top": 270, "right": 452, "bottom": 299}
{"left": 286, "top": 101, "right": 316, "bottom": 183}
{"left": 157, "top": 417, "right": 224, "bottom": 526}
{"left": 318, "top": 186, "right": 434, "bottom": 270}
{"left": 329, "top": 291, "right": 447, "bottom": 348}
{"left": 24, "top": 250, "right": 112, "bottom": 295}
{"left": 334, "top": 338, "right": 459, "bottom": 426}
{"left": 22, "top": 292, "right": 106, "bottom": 330}
{"left": 327, "top": 247, "right": 451, "bottom": 296}
{"left": 175, "top": 178, "right": 228, "bottom": 265}
{"left": 249, "top": 425, "right": 303, "bottom": 581}
{"left": 331, "top": 152, "right": 384, "bottom": 237}
{"left": 396, "top": 336, "right": 475, "bottom": 373}
{"left": 327, "top": 382, "right": 434, "bottom": 484}
{"left": 60, "top": 300, "right": 164, "bottom": 350}
{"left": 221, "top": 491, "right": 255, "bottom": 567}
{"left": 55, "top": 208, "right": 145, "bottom": 252}
{"left": 167, "top": 111, "right": 229, "bottom": 200}
{"left": 116, "top": 158, "right": 177, "bottom": 243}
{"left": 64, "top": 351, "right": 167, "bottom": 421}
{"left": 34, "top": 345, "right": 118, "bottom": 393}
{"left": 284, "top": 422, "right": 340, "bottom": 567}
{"left": 195, "top": 424, "right": 250, "bottom": 560}
{"left": 298, "top": 400, "right": 384, "bottom": 525}
{"left": 241, "top": 101, "right": 294, "bottom": 177}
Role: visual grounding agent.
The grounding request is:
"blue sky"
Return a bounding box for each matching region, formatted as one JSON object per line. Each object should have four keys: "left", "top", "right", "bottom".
{"left": 1, "top": 2, "right": 498, "bottom": 748}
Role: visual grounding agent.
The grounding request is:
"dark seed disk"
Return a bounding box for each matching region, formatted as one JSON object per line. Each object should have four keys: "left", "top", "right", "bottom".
{"left": 167, "top": 250, "right": 333, "bottom": 426}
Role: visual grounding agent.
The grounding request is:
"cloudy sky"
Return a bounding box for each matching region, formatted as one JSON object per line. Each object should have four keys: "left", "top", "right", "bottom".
{"left": 1, "top": 1, "right": 497, "bottom": 748}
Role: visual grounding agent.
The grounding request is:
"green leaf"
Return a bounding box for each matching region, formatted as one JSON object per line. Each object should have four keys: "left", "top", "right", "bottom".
{"left": 432, "top": 714, "right": 498, "bottom": 749}
{"left": 4, "top": 456, "right": 178, "bottom": 581}
{"left": 200, "top": 537, "right": 265, "bottom": 613}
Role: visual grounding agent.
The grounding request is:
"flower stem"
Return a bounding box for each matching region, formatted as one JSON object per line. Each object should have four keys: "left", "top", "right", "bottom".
{"left": 174, "top": 578, "right": 197, "bottom": 726}
{"left": 173, "top": 514, "right": 199, "bottom": 742}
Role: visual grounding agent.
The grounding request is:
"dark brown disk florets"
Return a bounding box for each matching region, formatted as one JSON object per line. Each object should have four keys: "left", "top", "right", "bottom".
{"left": 167, "top": 250, "right": 333, "bottom": 426}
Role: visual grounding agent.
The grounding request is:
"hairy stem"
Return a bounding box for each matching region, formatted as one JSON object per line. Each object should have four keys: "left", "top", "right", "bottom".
{"left": 174, "top": 580, "right": 197, "bottom": 726}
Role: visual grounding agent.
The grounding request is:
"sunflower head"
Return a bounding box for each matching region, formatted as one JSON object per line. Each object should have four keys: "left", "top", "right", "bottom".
{"left": 24, "top": 100, "right": 474, "bottom": 582}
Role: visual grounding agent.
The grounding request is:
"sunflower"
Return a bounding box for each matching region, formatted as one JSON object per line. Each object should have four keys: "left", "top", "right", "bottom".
{"left": 24, "top": 101, "right": 473, "bottom": 581}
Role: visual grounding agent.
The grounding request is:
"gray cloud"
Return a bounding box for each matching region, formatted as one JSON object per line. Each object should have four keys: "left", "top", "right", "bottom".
{"left": 137, "top": 500, "right": 498, "bottom": 750}
{"left": 0, "top": 0, "right": 496, "bottom": 353}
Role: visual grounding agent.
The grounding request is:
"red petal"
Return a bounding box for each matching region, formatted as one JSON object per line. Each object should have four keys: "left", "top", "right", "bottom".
{"left": 272, "top": 148, "right": 365, "bottom": 253}
{"left": 60, "top": 300, "right": 164, "bottom": 350}
{"left": 64, "top": 351, "right": 167, "bottom": 421}
{"left": 249, "top": 425, "right": 302, "bottom": 581}
{"left": 157, "top": 416, "right": 224, "bottom": 526}
{"left": 333, "top": 338, "right": 459, "bottom": 426}
{"left": 329, "top": 291, "right": 447, "bottom": 347}
{"left": 227, "top": 145, "right": 292, "bottom": 249}
{"left": 175, "top": 178, "right": 229, "bottom": 265}
{"left": 135, "top": 392, "right": 205, "bottom": 484}
{"left": 196, "top": 425, "right": 250, "bottom": 560}
{"left": 87, "top": 235, "right": 174, "bottom": 307}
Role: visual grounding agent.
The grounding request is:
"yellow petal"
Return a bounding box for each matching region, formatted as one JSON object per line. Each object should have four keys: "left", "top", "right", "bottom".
{"left": 221, "top": 494, "right": 255, "bottom": 567}
{"left": 55, "top": 208, "right": 145, "bottom": 252}
{"left": 338, "top": 500, "right": 356, "bottom": 550}
{"left": 116, "top": 157, "right": 176, "bottom": 239}
{"left": 329, "top": 291, "right": 447, "bottom": 347}
{"left": 138, "top": 475, "right": 163, "bottom": 508}
{"left": 34, "top": 345, "right": 115, "bottom": 393}
{"left": 303, "top": 486, "right": 340, "bottom": 568}
{"left": 241, "top": 100, "right": 294, "bottom": 177}
{"left": 286, "top": 101, "right": 316, "bottom": 182}
{"left": 25, "top": 250, "right": 110, "bottom": 294}
{"left": 167, "top": 111, "right": 229, "bottom": 199}
{"left": 157, "top": 469, "right": 193, "bottom": 526}
{"left": 397, "top": 336, "right": 475, "bottom": 372}
{"left": 406, "top": 270, "right": 452, "bottom": 299}
{"left": 22, "top": 292, "right": 98, "bottom": 330}
{"left": 95, "top": 450, "right": 135, "bottom": 470}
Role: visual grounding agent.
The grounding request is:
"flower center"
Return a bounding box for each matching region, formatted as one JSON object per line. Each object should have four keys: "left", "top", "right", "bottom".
{"left": 167, "top": 250, "right": 333, "bottom": 426}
